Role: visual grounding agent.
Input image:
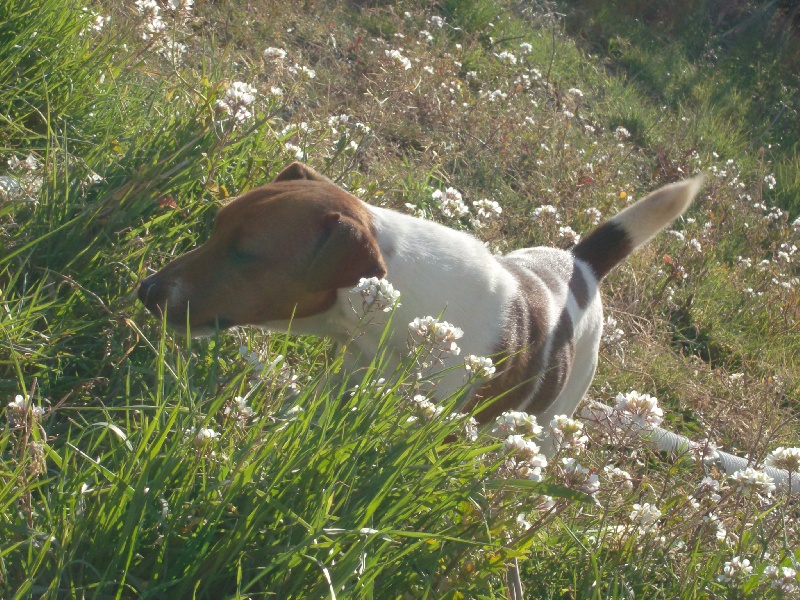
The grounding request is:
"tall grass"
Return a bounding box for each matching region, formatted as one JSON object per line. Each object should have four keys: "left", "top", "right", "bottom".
{"left": 2, "top": 0, "right": 799, "bottom": 597}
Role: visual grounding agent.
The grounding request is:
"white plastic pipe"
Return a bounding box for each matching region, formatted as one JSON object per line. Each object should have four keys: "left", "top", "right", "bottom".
{"left": 578, "top": 401, "right": 800, "bottom": 494}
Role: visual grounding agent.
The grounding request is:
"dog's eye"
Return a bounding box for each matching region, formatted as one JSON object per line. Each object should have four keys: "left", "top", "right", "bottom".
{"left": 230, "top": 249, "right": 256, "bottom": 264}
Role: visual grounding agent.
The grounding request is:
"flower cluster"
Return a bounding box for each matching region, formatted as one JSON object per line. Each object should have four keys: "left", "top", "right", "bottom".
{"left": 690, "top": 439, "right": 720, "bottom": 464}
{"left": 472, "top": 199, "right": 502, "bottom": 221}
{"left": 492, "top": 411, "right": 543, "bottom": 437}
{"left": 603, "top": 465, "right": 634, "bottom": 491}
{"left": 216, "top": 81, "right": 258, "bottom": 124}
{"left": 185, "top": 426, "right": 220, "bottom": 450}
{"left": 717, "top": 556, "right": 752, "bottom": 583}
{"left": 408, "top": 316, "right": 463, "bottom": 355}
{"left": 134, "top": 0, "right": 166, "bottom": 39}
{"left": 408, "top": 394, "right": 443, "bottom": 421}
{"left": 612, "top": 390, "right": 663, "bottom": 429}
{"left": 560, "top": 457, "right": 600, "bottom": 494}
{"left": 7, "top": 394, "right": 44, "bottom": 427}
{"left": 614, "top": 125, "right": 631, "bottom": 140}
{"left": 432, "top": 187, "right": 469, "bottom": 219}
{"left": 264, "top": 47, "right": 287, "bottom": 61}
{"left": 223, "top": 395, "right": 255, "bottom": 425}
{"left": 629, "top": 502, "right": 661, "bottom": 534}
{"left": 601, "top": 315, "right": 625, "bottom": 347}
{"left": 762, "top": 565, "right": 798, "bottom": 594}
{"left": 385, "top": 49, "right": 412, "bottom": 70}
{"left": 549, "top": 414, "right": 589, "bottom": 453}
{"left": 765, "top": 446, "right": 800, "bottom": 473}
{"left": 502, "top": 435, "right": 548, "bottom": 481}
{"left": 464, "top": 355, "right": 496, "bottom": 378}
{"left": 351, "top": 277, "right": 401, "bottom": 313}
{"left": 729, "top": 466, "right": 775, "bottom": 498}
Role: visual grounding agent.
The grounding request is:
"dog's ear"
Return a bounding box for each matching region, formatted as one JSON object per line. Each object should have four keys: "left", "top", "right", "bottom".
{"left": 305, "top": 212, "right": 387, "bottom": 292}
{"left": 273, "top": 162, "right": 333, "bottom": 184}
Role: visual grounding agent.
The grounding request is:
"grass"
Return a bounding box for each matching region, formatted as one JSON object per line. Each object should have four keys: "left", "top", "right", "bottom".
{"left": 1, "top": 0, "right": 799, "bottom": 597}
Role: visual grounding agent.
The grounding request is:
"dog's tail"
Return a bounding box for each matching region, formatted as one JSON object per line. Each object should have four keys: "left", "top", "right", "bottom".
{"left": 572, "top": 175, "right": 706, "bottom": 280}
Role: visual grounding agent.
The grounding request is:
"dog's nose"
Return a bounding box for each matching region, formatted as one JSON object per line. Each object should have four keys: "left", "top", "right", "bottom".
{"left": 137, "top": 275, "right": 167, "bottom": 315}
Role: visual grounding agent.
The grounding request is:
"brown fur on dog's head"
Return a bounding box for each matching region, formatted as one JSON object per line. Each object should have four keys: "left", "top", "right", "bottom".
{"left": 137, "top": 163, "right": 386, "bottom": 334}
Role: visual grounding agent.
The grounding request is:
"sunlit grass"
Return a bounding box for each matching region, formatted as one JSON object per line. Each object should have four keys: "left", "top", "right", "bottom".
{"left": 2, "top": 0, "right": 799, "bottom": 597}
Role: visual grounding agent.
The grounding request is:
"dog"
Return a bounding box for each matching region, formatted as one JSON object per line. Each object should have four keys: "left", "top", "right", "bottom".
{"left": 138, "top": 162, "right": 704, "bottom": 436}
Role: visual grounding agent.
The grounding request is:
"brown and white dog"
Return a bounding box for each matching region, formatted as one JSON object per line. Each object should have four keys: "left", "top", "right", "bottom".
{"left": 138, "top": 162, "right": 705, "bottom": 440}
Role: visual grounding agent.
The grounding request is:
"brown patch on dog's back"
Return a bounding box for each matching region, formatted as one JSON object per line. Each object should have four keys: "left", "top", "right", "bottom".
{"left": 467, "top": 261, "right": 550, "bottom": 422}
{"left": 467, "top": 259, "right": 577, "bottom": 424}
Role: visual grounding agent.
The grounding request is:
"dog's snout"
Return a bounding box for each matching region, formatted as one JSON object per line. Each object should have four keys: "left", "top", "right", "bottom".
{"left": 137, "top": 275, "right": 168, "bottom": 315}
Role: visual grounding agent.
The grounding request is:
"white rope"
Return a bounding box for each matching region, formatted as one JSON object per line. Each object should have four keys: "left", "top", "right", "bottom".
{"left": 578, "top": 401, "right": 800, "bottom": 494}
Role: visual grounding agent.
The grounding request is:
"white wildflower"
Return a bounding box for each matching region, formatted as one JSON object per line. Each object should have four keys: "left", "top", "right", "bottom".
{"left": 601, "top": 315, "right": 625, "bottom": 346}
{"left": 264, "top": 47, "right": 288, "bottom": 61}
{"left": 224, "top": 395, "right": 255, "bottom": 423}
{"left": 603, "top": 465, "right": 634, "bottom": 490}
{"left": 503, "top": 435, "right": 544, "bottom": 460}
{"left": 531, "top": 204, "right": 560, "bottom": 221}
{"left": 718, "top": 556, "right": 753, "bottom": 583}
{"left": 492, "top": 411, "right": 543, "bottom": 437}
{"left": 614, "top": 126, "right": 631, "bottom": 140}
{"left": 630, "top": 502, "right": 661, "bottom": 534}
{"left": 762, "top": 565, "right": 798, "bottom": 594}
{"left": 216, "top": 81, "right": 257, "bottom": 123}
{"left": 432, "top": 187, "right": 469, "bottom": 219}
{"left": 567, "top": 87, "right": 584, "bottom": 97}
{"left": 691, "top": 439, "right": 720, "bottom": 464}
{"left": 7, "top": 394, "right": 45, "bottom": 426}
{"left": 284, "top": 143, "right": 305, "bottom": 161}
{"left": 561, "top": 457, "right": 599, "bottom": 494}
{"left": 134, "top": 0, "right": 166, "bottom": 40}
{"left": 156, "top": 38, "right": 187, "bottom": 62}
{"left": 408, "top": 316, "right": 463, "bottom": 355}
{"left": 503, "top": 438, "right": 549, "bottom": 481}
{"left": 764, "top": 174, "right": 777, "bottom": 190}
{"left": 519, "top": 42, "right": 532, "bottom": 54}
{"left": 689, "top": 238, "right": 702, "bottom": 252}
{"left": 449, "top": 412, "right": 479, "bottom": 441}
{"left": 190, "top": 427, "right": 219, "bottom": 447}
{"left": 410, "top": 395, "right": 443, "bottom": 421}
{"left": 550, "top": 415, "right": 589, "bottom": 452}
{"left": 765, "top": 446, "right": 800, "bottom": 473}
{"left": 613, "top": 390, "right": 663, "bottom": 428}
{"left": 730, "top": 467, "right": 775, "bottom": 497}
{"left": 167, "top": 0, "right": 193, "bottom": 11}
{"left": 485, "top": 89, "right": 508, "bottom": 102}
{"left": 351, "top": 277, "right": 401, "bottom": 313}
{"left": 702, "top": 513, "right": 727, "bottom": 542}
{"left": 473, "top": 199, "right": 502, "bottom": 220}
{"left": 385, "top": 49, "right": 412, "bottom": 70}
{"left": 558, "top": 226, "right": 581, "bottom": 244}
{"left": 428, "top": 15, "right": 444, "bottom": 28}
{"left": 465, "top": 355, "right": 496, "bottom": 378}
{"left": 495, "top": 51, "right": 517, "bottom": 65}
{"left": 91, "top": 14, "right": 109, "bottom": 32}
{"left": 287, "top": 64, "right": 316, "bottom": 79}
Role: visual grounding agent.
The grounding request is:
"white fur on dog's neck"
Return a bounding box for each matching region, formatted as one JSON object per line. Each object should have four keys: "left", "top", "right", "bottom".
{"left": 277, "top": 204, "right": 518, "bottom": 392}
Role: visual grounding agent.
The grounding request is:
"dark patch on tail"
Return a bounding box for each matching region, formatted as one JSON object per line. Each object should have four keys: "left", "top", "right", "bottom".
{"left": 572, "top": 221, "right": 633, "bottom": 280}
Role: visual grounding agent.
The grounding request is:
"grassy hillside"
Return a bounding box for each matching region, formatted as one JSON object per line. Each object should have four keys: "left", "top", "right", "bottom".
{"left": 1, "top": 0, "right": 798, "bottom": 597}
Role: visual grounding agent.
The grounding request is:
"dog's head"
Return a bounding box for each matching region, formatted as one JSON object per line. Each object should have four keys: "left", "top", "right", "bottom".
{"left": 137, "top": 163, "right": 386, "bottom": 335}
